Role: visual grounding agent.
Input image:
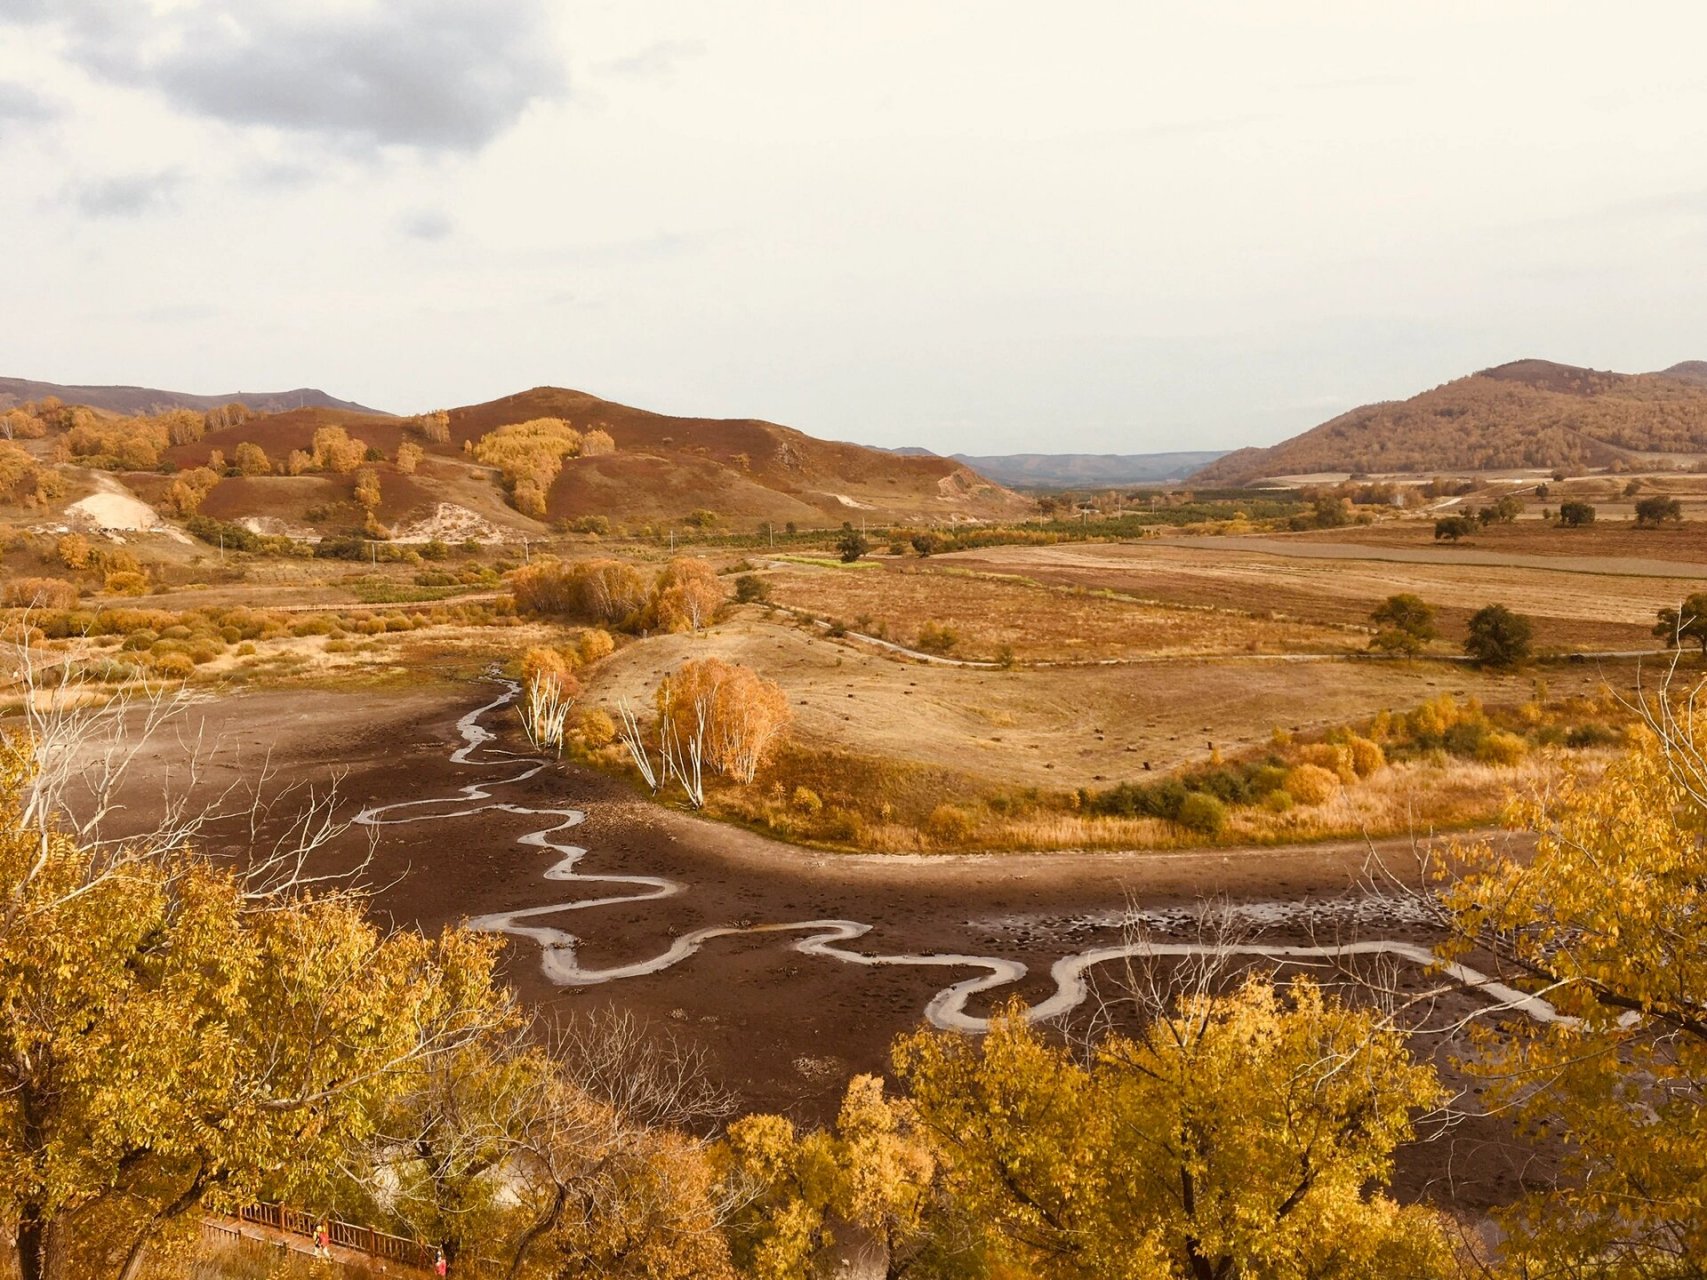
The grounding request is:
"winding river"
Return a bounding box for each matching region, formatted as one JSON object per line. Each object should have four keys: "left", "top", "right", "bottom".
{"left": 355, "top": 682, "right": 1563, "bottom": 1032}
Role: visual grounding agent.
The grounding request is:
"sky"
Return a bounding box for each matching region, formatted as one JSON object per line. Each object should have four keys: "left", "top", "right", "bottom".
{"left": 4, "top": 2, "right": 1707, "bottom": 455}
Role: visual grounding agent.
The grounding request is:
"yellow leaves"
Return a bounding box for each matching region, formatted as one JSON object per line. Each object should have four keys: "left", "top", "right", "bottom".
{"left": 1442, "top": 694, "right": 1707, "bottom": 1268}
{"left": 471, "top": 417, "right": 583, "bottom": 515}
{"left": 895, "top": 986, "right": 1449, "bottom": 1280}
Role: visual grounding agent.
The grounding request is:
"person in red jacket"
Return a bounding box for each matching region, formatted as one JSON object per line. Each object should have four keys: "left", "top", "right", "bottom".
{"left": 434, "top": 1247, "right": 448, "bottom": 1276}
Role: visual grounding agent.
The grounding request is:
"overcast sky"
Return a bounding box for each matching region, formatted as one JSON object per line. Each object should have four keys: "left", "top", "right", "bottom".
{"left": 4, "top": 2, "right": 1707, "bottom": 454}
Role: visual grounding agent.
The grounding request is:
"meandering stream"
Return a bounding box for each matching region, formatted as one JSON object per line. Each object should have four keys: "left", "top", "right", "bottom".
{"left": 354, "top": 682, "right": 1563, "bottom": 1032}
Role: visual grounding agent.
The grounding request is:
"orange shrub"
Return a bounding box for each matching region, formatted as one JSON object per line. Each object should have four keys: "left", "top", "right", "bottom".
{"left": 1284, "top": 763, "right": 1341, "bottom": 806}
{"left": 2, "top": 577, "right": 77, "bottom": 609}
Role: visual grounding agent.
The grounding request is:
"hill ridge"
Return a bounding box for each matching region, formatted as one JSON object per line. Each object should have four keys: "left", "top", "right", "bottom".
{"left": 1191, "top": 358, "right": 1707, "bottom": 484}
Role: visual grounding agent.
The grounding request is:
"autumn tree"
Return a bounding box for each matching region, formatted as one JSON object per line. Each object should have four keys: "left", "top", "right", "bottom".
{"left": 650, "top": 557, "right": 729, "bottom": 633}
{"left": 162, "top": 465, "right": 221, "bottom": 517}
{"left": 656, "top": 658, "right": 791, "bottom": 786}
{"left": 395, "top": 440, "right": 424, "bottom": 474}
{"left": 312, "top": 425, "right": 368, "bottom": 473}
{"left": 1429, "top": 688, "right": 1707, "bottom": 1274}
{"left": 409, "top": 410, "right": 452, "bottom": 444}
{"left": 893, "top": 983, "right": 1452, "bottom": 1280}
{"left": 1655, "top": 592, "right": 1707, "bottom": 657}
{"left": 509, "top": 558, "right": 651, "bottom": 628}
{"left": 472, "top": 418, "right": 584, "bottom": 518}
{"left": 231, "top": 441, "right": 271, "bottom": 475}
{"left": 354, "top": 467, "right": 382, "bottom": 510}
{"left": 284, "top": 448, "right": 313, "bottom": 476}
{"left": 581, "top": 428, "right": 616, "bottom": 457}
{"left": 0, "top": 707, "right": 508, "bottom": 1280}
{"left": 1463, "top": 603, "right": 1532, "bottom": 667}
{"left": 1369, "top": 592, "right": 1436, "bottom": 656}
{"left": 723, "top": 1075, "right": 955, "bottom": 1280}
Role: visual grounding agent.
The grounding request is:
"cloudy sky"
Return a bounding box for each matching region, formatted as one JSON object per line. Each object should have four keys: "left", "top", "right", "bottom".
{"left": 4, "top": 2, "right": 1707, "bottom": 454}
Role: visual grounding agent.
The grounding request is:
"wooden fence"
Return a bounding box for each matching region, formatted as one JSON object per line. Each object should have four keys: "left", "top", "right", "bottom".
{"left": 237, "top": 1203, "right": 436, "bottom": 1269}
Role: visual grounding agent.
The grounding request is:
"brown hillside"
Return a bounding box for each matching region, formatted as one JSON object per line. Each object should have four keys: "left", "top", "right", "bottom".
{"left": 119, "top": 385, "right": 1027, "bottom": 531}
{"left": 443, "top": 387, "right": 1030, "bottom": 525}
{"left": 1193, "top": 358, "right": 1707, "bottom": 485}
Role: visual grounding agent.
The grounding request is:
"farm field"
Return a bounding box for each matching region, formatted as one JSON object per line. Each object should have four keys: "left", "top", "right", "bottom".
{"left": 943, "top": 536, "right": 1703, "bottom": 651}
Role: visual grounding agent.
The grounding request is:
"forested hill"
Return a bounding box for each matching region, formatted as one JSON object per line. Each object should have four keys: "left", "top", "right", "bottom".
{"left": 1192, "top": 359, "right": 1707, "bottom": 484}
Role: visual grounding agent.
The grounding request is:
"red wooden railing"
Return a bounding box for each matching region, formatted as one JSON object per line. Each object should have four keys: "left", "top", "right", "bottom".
{"left": 238, "top": 1202, "right": 436, "bottom": 1268}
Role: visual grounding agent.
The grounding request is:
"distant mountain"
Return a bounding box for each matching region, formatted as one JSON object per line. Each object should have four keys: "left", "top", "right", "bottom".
{"left": 949, "top": 451, "right": 1228, "bottom": 489}
{"left": 1191, "top": 358, "right": 1707, "bottom": 485}
{"left": 0, "top": 377, "right": 388, "bottom": 417}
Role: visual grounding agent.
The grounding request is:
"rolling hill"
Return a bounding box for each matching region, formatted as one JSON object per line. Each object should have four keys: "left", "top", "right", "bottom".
{"left": 0, "top": 377, "right": 387, "bottom": 417}
{"left": 1192, "top": 359, "right": 1707, "bottom": 485}
{"left": 16, "top": 383, "right": 1030, "bottom": 539}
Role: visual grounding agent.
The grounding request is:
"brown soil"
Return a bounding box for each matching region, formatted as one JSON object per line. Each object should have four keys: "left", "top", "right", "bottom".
{"left": 144, "top": 684, "right": 1549, "bottom": 1211}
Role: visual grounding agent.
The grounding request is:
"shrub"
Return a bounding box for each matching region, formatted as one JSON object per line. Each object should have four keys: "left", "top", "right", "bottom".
{"left": 103, "top": 571, "right": 149, "bottom": 597}
{"left": 2, "top": 577, "right": 77, "bottom": 610}
{"left": 915, "top": 622, "right": 959, "bottom": 655}
{"left": 1565, "top": 723, "right": 1621, "bottom": 749}
{"left": 1250, "top": 764, "right": 1290, "bottom": 797}
{"left": 792, "top": 786, "right": 824, "bottom": 815}
{"left": 1284, "top": 764, "right": 1340, "bottom": 806}
{"left": 1635, "top": 495, "right": 1684, "bottom": 526}
{"left": 1476, "top": 730, "right": 1528, "bottom": 766}
{"left": 1558, "top": 500, "right": 1596, "bottom": 527}
{"left": 837, "top": 528, "right": 870, "bottom": 563}
{"left": 926, "top": 803, "right": 977, "bottom": 845}
{"left": 1176, "top": 791, "right": 1228, "bottom": 836}
{"left": 575, "top": 707, "right": 617, "bottom": 748}
{"left": 734, "top": 573, "right": 771, "bottom": 604}
{"left": 1262, "top": 789, "right": 1295, "bottom": 814}
{"left": 149, "top": 651, "right": 196, "bottom": 679}
{"left": 1347, "top": 735, "right": 1386, "bottom": 778}
{"left": 577, "top": 629, "right": 616, "bottom": 664}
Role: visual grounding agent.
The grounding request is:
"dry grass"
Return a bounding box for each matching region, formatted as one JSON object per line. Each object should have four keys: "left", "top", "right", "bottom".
{"left": 947, "top": 540, "right": 1695, "bottom": 651}
{"left": 762, "top": 560, "right": 1362, "bottom": 660}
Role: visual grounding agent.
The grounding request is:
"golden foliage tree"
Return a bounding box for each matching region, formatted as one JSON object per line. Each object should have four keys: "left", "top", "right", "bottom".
{"left": 893, "top": 982, "right": 1452, "bottom": 1280}
{"left": 312, "top": 425, "right": 368, "bottom": 474}
{"left": 581, "top": 428, "right": 616, "bottom": 457}
{"left": 650, "top": 557, "right": 728, "bottom": 634}
{"left": 656, "top": 657, "right": 791, "bottom": 784}
{"left": 410, "top": 410, "right": 452, "bottom": 445}
{"left": 510, "top": 558, "right": 650, "bottom": 628}
{"left": 0, "top": 442, "right": 63, "bottom": 507}
{"left": 231, "top": 441, "right": 271, "bottom": 476}
{"left": 723, "top": 1075, "right": 951, "bottom": 1280}
{"left": 395, "top": 440, "right": 424, "bottom": 474}
{"left": 354, "top": 468, "right": 382, "bottom": 511}
{"left": 1434, "top": 694, "right": 1707, "bottom": 1274}
{"left": 162, "top": 466, "right": 221, "bottom": 517}
{"left": 0, "top": 725, "right": 509, "bottom": 1280}
{"left": 471, "top": 418, "right": 584, "bottom": 518}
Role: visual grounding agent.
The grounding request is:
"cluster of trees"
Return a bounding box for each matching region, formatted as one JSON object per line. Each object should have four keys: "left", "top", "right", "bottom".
{"left": 1368, "top": 593, "right": 1533, "bottom": 667}
{"left": 0, "top": 442, "right": 62, "bottom": 508}
{"left": 7, "top": 660, "right": 1707, "bottom": 1275}
{"left": 510, "top": 556, "right": 729, "bottom": 634}
{"left": 1433, "top": 495, "right": 1523, "bottom": 542}
{"left": 469, "top": 418, "right": 615, "bottom": 518}
{"left": 615, "top": 657, "right": 792, "bottom": 806}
